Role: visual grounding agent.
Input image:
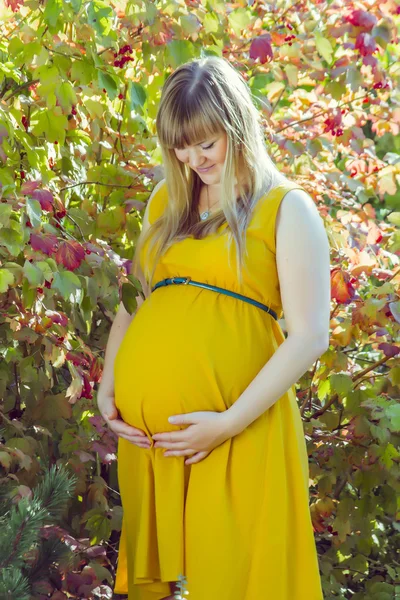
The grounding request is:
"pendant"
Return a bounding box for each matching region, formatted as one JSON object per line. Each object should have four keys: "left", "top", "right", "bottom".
{"left": 200, "top": 210, "right": 210, "bottom": 220}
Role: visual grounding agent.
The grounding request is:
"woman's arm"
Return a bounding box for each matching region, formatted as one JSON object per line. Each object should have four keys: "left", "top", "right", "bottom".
{"left": 225, "top": 188, "right": 331, "bottom": 436}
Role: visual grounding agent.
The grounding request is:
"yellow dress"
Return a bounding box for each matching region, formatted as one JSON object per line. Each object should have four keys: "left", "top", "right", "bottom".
{"left": 113, "top": 181, "right": 324, "bottom": 600}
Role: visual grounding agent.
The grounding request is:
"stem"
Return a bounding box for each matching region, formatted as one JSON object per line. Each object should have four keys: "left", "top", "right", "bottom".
{"left": 59, "top": 177, "right": 141, "bottom": 192}
{"left": 352, "top": 355, "right": 391, "bottom": 382}
{"left": 275, "top": 93, "right": 372, "bottom": 134}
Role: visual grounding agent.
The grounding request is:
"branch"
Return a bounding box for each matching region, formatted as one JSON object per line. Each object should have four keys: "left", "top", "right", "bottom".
{"left": 352, "top": 355, "right": 391, "bottom": 383}
{"left": 2, "top": 78, "right": 39, "bottom": 101}
{"left": 305, "top": 393, "right": 339, "bottom": 421}
{"left": 275, "top": 93, "right": 371, "bottom": 134}
{"left": 59, "top": 177, "right": 141, "bottom": 192}
{"left": 98, "top": 302, "right": 113, "bottom": 325}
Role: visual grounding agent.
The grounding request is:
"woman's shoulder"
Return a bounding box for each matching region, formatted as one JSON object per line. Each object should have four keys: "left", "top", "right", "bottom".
{"left": 254, "top": 179, "right": 309, "bottom": 254}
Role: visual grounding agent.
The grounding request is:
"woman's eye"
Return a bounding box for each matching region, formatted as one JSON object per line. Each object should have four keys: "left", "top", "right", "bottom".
{"left": 203, "top": 143, "right": 214, "bottom": 150}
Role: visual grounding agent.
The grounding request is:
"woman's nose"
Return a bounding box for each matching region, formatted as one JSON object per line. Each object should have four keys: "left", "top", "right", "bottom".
{"left": 189, "top": 153, "right": 205, "bottom": 168}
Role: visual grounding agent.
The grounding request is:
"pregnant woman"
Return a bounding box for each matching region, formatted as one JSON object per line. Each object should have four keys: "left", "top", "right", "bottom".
{"left": 97, "top": 55, "right": 330, "bottom": 600}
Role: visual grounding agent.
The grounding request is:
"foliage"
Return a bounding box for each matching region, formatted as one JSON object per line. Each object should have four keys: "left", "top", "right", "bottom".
{"left": 0, "top": 465, "right": 76, "bottom": 600}
{"left": 0, "top": 0, "right": 399, "bottom": 598}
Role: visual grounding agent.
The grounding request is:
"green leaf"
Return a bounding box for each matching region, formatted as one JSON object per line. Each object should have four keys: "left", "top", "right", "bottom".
{"left": 70, "top": 59, "right": 96, "bottom": 85}
{"left": 228, "top": 7, "right": 251, "bottom": 36}
{"left": 87, "top": 0, "right": 113, "bottom": 37}
{"left": 0, "top": 268, "right": 14, "bottom": 293}
{"left": 43, "top": 0, "right": 63, "bottom": 29}
{"left": 0, "top": 451, "right": 11, "bottom": 469}
{"left": 317, "top": 378, "right": 331, "bottom": 401}
{"left": 0, "top": 227, "right": 23, "bottom": 256}
{"left": 85, "top": 509, "right": 112, "bottom": 544}
{"left": 53, "top": 271, "right": 81, "bottom": 300}
{"left": 35, "top": 393, "right": 73, "bottom": 421}
{"left": 56, "top": 81, "right": 78, "bottom": 111}
{"left": 166, "top": 40, "right": 195, "bottom": 68}
{"left": 26, "top": 198, "right": 42, "bottom": 228}
{"left": 36, "top": 261, "right": 54, "bottom": 282}
{"left": 30, "top": 108, "right": 68, "bottom": 144}
{"left": 129, "top": 81, "right": 147, "bottom": 110}
{"left": 203, "top": 12, "right": 219, "bottom": 34}
{"left": 69, "top": 0, "right": 83, "bottom": 13}
{"left": 0, "top": 204, "right": 12, "bottom": 228}
{"left": 388, "top": 366, "right": 400, "bottom": 386}
{"left": 387, "top": 212, "right": 400, "bottom": 226}
{"left": 97, "top": 206, "right": 126, "bottom": 234}
{"left": 87, "top": 561, "right": 113, "bottom": 584}
{"left": 330, "top": 373, "right": 353, "bottom": 398}
{"left": 314, "top": 31, "right": 334, "bottom": 64}
{"left": 23, "top": 260, "right": 45, "bottom": 287}
{"left": 385, "top": 404, "right": 400, "bottom": 432}
{"left": 284, "top": 64, "right": 298, "bottom": 88}
{"left": 180, "top": 14, "right": 200, "bottom": 35}
{"left": 346, "top": 65, "right": 363, "bottom": 92}
{"left": 98, "top": 71, "right": 118, "bottom": 101}
{"left": 379, "top": 442, "right": 400, "bottom": 469}
{"left": 121, "top": 283, "right": 138, "bottom": 315}
{"left": 22, "top": 278, "right": 37, "bottom": 309}
{"left": 65, "top": 129, "right": 92, "bottom": 145}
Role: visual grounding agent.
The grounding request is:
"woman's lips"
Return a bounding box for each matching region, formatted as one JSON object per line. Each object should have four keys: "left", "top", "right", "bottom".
{"left": 197, "top": 164, "right": 215, "bottom": 173}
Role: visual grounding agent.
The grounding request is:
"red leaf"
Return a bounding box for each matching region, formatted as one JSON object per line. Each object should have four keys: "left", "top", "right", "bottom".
{"left": 345, "top": 10, "right": 378, "bottom": 31}
{"left": 21, "top": 180, "right": 41, "bottom": 195}
{"left": 378, "top": 343, "right": 400, "bottom": 358}
{"left": 31, "top": 189, "right": 54, "bottom": 212}
{"left": 54, "top": 197, "right": 67, "bottom": 218}
{"left": 249, "top": 35, "right": 273, "bottom": 64}
{"left": 79, "top": 372, "right": 93, "bottom": 399}
{"left": 355, "top": 33, "right": 377, "bottom": 57}
{"left": 89, "top": 415, "right": 106, "bottom": 434}
{"left": 75, "top": 450, "right": 96, "bottom": 463}
{"left": 5, "top": 0, "right": 24, "bottom": 11}
{"left": 30, "top": 233, "right": 59, "bottom": 256}
{"left": 91, "top": 440, "right": 117, "bottom": 464}
{"left": 323, "top": 108, "right": 342, "bottom": 134}
{"left": 89, "top": 357, "right": 103, "bottom": 383}
{"left": 331, "top": 268, "right": 355, "bottom": 304}
{"left": 66, "top": 351, "right": 90, "bottom": 369}
{"left": 55, "top": 240, "right": 86, "bottom": 270}
{"left": 44, "top": 310, "right": 68, "bottom": 327}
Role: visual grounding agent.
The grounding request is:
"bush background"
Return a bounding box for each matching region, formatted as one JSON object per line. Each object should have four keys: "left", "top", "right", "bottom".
{"left": 0, "top": 0, "right": 399, "bottom": 598}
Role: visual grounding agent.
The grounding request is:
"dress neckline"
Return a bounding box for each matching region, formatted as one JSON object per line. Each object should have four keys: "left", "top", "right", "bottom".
{"left": 191, "top": 184, "right": 289, "bottom": 239}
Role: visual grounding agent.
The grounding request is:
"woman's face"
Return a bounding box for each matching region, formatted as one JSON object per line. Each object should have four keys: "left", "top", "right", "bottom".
{"left": 173, "top": 131, "right": 228, "bottom": 184}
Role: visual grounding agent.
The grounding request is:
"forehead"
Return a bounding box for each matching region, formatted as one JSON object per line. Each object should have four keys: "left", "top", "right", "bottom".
{"left": 161, "top": 109, "right": 223, "bottom": 149}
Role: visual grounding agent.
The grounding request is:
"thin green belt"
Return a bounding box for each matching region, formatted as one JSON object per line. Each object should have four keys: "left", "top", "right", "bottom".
{"left": 151, "top": 277, "right": 278, "bottom": 321}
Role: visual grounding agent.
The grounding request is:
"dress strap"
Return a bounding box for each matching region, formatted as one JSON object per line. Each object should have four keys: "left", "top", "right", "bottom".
{"left": 258, "top": 182, "right": 307, "bottom": 255}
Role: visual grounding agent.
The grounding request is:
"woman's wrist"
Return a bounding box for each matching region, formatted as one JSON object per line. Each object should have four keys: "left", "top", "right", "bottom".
{"left": 223, "top": 407, "right": 245, "bottom": 438}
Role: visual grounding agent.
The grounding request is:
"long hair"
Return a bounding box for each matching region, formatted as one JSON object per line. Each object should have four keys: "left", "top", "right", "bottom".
{"left": 132, "top": 55, "right": 293, "bottom": 291}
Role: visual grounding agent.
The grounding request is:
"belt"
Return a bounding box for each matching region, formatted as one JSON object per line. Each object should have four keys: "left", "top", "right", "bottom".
{"left": 151, "top": 277, "right": 278, "bottom": 321}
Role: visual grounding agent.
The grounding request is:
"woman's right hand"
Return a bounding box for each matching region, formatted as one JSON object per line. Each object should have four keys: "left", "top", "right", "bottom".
{"left": 97, "top": 392, "right": 151, "bottom": 449}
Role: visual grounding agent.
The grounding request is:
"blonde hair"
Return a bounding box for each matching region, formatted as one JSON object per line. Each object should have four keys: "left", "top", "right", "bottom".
{"left": 133, "top": 55, "right": 293, "bottom": 291}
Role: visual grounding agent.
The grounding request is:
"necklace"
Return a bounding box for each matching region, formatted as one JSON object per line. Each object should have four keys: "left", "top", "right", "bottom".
{"left": 199, "top": 185, "right": 220, "bottom": 221}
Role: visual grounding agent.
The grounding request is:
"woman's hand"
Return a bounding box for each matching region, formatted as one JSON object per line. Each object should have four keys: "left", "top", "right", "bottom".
{"left": 97, "top": 392, "right": 151, "bottom": 449}
{"left": 152, "top": 411, "right": 233, "bottom": 465}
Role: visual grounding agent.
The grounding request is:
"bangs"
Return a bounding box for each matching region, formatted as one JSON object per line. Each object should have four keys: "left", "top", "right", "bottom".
{"left": 157, "top": 91, "right": 225, "bottom": 150}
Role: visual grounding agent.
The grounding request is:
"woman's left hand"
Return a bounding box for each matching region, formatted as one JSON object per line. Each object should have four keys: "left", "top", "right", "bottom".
{"left": 152, "top": 411, "right": 234, "bottom": 465}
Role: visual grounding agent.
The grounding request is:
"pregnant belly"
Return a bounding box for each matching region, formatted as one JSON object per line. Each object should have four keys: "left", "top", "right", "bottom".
{"left": 113, "top": 292, "right": 274, "bottom": 436}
